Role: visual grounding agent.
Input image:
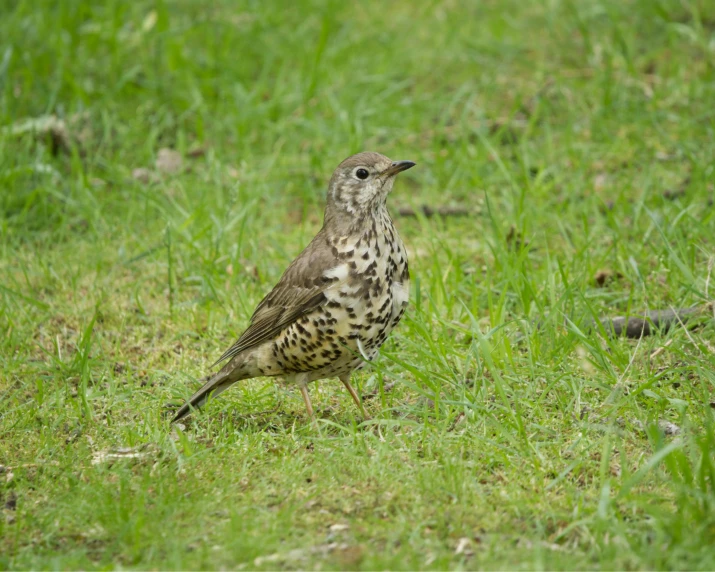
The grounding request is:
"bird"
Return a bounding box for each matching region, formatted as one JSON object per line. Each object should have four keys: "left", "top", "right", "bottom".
{"left": 171, "top": 152, "right": 415, "bottom": 422}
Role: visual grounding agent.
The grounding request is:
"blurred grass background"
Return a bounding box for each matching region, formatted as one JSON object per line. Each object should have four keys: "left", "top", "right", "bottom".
{"left": 1, "top": 0, "right": 715, "bottom": 569}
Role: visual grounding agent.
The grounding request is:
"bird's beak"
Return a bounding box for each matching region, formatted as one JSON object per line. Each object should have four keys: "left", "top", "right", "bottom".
{"left": 381, "top": 160, "right": 416, "bottom": 178}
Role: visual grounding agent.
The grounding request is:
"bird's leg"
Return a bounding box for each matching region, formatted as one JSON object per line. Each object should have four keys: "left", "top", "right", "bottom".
{"left": 299, "top": 383, "right": 315, "bottom": 419}
{"left": 340, "top": 373, "right": 369, "bottom": 420}
{"left": 295, "top": 374, "right": 318, "bottom": 429}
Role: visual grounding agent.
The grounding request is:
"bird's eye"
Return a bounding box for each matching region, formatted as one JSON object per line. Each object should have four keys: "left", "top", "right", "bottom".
{"left": 355, "top": 168, "right": 369, "bottom": 180}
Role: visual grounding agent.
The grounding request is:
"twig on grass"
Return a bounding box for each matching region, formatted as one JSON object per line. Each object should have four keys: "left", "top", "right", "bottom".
{"left": 596, "top": 304, "right": 712, "bottom": 339}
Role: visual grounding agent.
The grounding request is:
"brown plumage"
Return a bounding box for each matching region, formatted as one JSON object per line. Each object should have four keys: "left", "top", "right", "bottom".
{"left": 172, "top": 152, "right": 415, "bottom": 422}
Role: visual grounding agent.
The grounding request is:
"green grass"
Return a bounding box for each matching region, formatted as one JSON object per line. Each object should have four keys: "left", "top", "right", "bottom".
{"left": 2, "top": 0, "right": 715, "bottom": 568}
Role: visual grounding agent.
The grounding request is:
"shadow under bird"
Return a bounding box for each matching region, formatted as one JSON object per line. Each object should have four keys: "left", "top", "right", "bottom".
{"left": 171, "top": 152, "right": 416, "bottom": 422}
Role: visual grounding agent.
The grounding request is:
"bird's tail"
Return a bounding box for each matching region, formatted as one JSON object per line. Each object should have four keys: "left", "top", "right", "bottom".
{"left": 171, "top": 366, "right": 241, "bottom": 423}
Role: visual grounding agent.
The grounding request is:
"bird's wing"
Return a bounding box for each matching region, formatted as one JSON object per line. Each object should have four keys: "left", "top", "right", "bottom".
{"left": 211, "top": 229, "right": 345, "bottom": 367}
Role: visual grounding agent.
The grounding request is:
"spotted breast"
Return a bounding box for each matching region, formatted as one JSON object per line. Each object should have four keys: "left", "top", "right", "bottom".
{"left": 270, "top": 207, "right": 409, "bottom": 382}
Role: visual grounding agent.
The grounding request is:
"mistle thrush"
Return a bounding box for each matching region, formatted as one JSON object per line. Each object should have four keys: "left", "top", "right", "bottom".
{"left": 172, "top": 152, "right": 415, "bottom": 421}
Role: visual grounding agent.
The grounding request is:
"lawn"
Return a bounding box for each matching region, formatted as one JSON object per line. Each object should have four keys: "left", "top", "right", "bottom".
{"left": 1, "top": 0, "right": 715, "bottom": 569}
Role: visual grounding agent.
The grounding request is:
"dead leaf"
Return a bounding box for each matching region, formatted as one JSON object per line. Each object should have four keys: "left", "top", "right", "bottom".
{"left": 455, "top": 537, "right": 474, "bottom": 556}
{"left": 610, "top": 462, "right": 621, "bottom": 477}
{"left": 3, "top": 114, "right": 71, "bottom": 155}
{"left": 253, "top": 542, "right": 350, "bottom": 566}
{"left": 155, "top": 148, "right": 183, "bottom": 174}
{"left": 593, "top": 173, "right": 607, "bottom": 191}
{"left": 187, "top": 145, "right": 207, "bottom": 158}
{"left": 328, "top": 523, "right": 349, "bottom": 533}
{"left": 658, "top": 420, "right": 680, "bottom": 436}
{"left": 91, "top": 444, "right": 158, "bottom": 465}
{"left": 634, "top": 419, "right": 681, "bottom": 436}
{"left": 132, "top": 168, "right": 154, "bottom": 183}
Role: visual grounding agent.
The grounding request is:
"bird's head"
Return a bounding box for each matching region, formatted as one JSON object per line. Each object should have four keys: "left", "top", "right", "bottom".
{"left": 325, "top": 151, "right": 415, "bottom": 220}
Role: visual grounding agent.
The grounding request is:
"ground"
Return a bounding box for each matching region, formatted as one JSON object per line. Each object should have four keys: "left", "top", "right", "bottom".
{"left": 1, "top": 0, "right": 715, "bottom": 569}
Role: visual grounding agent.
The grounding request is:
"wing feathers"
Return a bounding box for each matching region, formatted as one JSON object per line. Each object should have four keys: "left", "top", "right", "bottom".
{"left": 211, "top": 229, "right": 344, "bottom": 368}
